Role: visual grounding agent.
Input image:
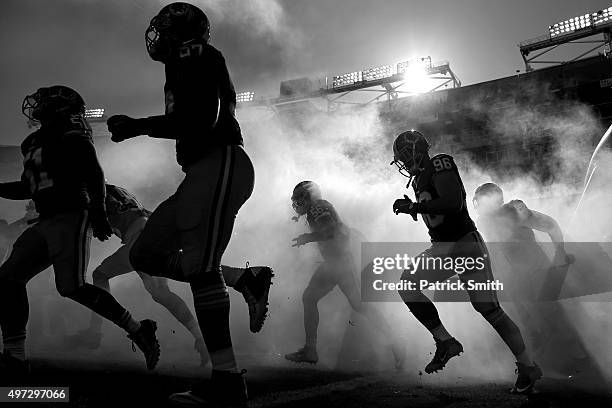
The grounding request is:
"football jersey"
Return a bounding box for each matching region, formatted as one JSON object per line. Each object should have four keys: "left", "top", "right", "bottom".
{"left": 306, "top": 199, "right": 351, "bottom": 260}
{"left": 105, "top": 184, "right": 150, "bottom": 241}
{"left": 19, "top": 115, "right": 104, "bottom": 217}
{"left": 411, "top": 153, "right": 476, "bottom": 242}
{"left": 163, "top": 43, "right": 243, "bottom": 168}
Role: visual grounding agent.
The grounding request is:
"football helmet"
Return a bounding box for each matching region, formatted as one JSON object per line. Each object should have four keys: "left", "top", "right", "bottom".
{"left": 292, "top": 181, "right": 321, "bottom": 216}
{"left": 391, "top": 130, "right": 430, "bottom": 177}
{"left": 22, "top": 85, "right": 85, "bottom": 124}
{"left": 146, "top": 2, "right": 211, "bottom": 62}
{"left": 473, "top": 182, "right": 504, "bottom": 214}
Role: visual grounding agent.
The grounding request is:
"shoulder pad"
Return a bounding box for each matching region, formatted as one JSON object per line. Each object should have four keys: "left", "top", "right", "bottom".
{"left": 309, "top": 199, "right": 335, "bottom": 220}
{"left": 430, "top": 154, "right": 456, "bottom": 173}
{"left": 311, "top": 199, "right": 333, "bottom": 211}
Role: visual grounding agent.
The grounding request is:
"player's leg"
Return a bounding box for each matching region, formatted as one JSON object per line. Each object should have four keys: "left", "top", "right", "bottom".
{"left": 48, "top": 211, "right": 159, "bottom": 370}
{"left": 170, "top": 145, "right": 254, "bottom": 405}
{"left": 0, "top": 225, "right": 50, "bottom": 370}
{"left": 66, "top": 242, "right": 135, "bottom": 349}
{"left": 397, "top": 245, "right": 463, "bottom": 373}
{"left": 336, "top": 259, "right": 405, "bottom": 369}
{"left": 459, "top": 231, "right": 541, "bottom": 393}
{"left": 285, "top": 263, "right": 336, "bottom": 364}
{"left": 137, "top": 271, "right": 208, "bottom": 365}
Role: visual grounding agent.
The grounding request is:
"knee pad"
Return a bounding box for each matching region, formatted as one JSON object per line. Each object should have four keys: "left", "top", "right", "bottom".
{"left": 473, "top": 302, "right": 502, "bottom": 321}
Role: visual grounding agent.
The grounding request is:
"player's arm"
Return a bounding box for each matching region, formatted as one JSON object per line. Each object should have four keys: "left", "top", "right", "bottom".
{"left": 0, "top": 178, "right": 31, "bottom": 200}
{"left": 145, "top": 78, "right": 219, "bottom": 140}
{"left": 72, "top": 137, "right": 106, "bottom": 208}
{"left": 524, "top": 208, "right": 565, "bottom": 251}
{"left": 305, "top": 213, "right": 337, "bottom": 242}
{"left": 108, "top": 58, "right": 220, "bottom": 142}
{"left": 414, "top": 171, "right": 464, "bottom": 215}
{"left": 293, "top": 207, "right": 338, "bottom": 246}
{"left": 71, "top": 136, "right": 113, "bottom": 241}
{"left": 511, "top": 199, "right": 568, "bottom": 263}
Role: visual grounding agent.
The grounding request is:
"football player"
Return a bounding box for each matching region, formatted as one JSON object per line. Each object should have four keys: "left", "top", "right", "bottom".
{"left": 391, "top": 130, "right": 541, "bottom": 394}
{"left": 285, "top": 181, "right": 404, "bottom": 367}
{"left": 473, "top": 183, "right": 586, "bottom": 372}
{"left": 0, "top": 86, "right": 160, "bottom": 378}
{"left": 67, "top": 183, "right": 273, "bottom": 365}
{"left": 106, "top": 3, "right": 264, "bottom": 405}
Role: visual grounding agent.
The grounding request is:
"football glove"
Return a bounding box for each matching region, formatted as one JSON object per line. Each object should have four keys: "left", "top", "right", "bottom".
{"left": 393, "top": 194, "right": 418, "bottom": 221}
{"left": 89, "top": 205, "right": 113, "bottom": 241}
{"left": 107, "top": 115, "right": 149, "bottom": 143}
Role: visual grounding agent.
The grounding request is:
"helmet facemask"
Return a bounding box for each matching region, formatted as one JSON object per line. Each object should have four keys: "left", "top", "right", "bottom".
{"left": 291, "top": 190, "right": 310, "bottom": 216}
{"left": 22, "top": 86, "right": 85, "bottom": 125}
{"left": 291, "top": 181, "right": 321, "bottom": 216}
{"left": 392, "top": 141, "right": 425, "bottom": 178}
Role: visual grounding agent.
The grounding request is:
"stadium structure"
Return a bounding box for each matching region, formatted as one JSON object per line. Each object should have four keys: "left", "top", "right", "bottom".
{"left": 2, "top": 5, "right": 612, "bottom": 188}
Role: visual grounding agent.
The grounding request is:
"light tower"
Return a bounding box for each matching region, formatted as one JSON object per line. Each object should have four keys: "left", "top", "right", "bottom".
{"left": 519, "top": 6, "right": 612, "bottom": 72}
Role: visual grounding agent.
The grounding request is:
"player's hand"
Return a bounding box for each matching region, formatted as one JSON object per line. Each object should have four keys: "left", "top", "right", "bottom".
{"left": 107, "top": 115, "right": 146, "bottom": 143}
{"left": 393, "top": 195, "right": 418, "bottom": 220}
{"left": 89, "top": 206, "right": 113, "bottom": 241}
{"left": 552, "top": 249, "right": 574, "bottom": 267}
{"left": 292, "top": 233, "right": 310, "bottom": 247}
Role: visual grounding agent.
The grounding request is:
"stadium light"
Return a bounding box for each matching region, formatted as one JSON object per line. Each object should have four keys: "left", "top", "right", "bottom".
{"left": 400, "top": 64, "right": 431, "bottom": 94}
{"left": 84, "top": 108, "right": 105, "bottom": 118}
{"left": 361, "top": 65, "right": 393, "bottom": 82}
{"left": 593, "top": 6, "right": 612, "bottom": 25}
{"left": 396, "top": 57, "right": 431, "bottom": 75}
{"left": 548, "top": 6, "right": 612, "bottom": 38}
{"left": 236, "top": 91, "right": 255, "bottom": 103}
{"left": 331, "top": 70, "right": 362, "bottom": 88}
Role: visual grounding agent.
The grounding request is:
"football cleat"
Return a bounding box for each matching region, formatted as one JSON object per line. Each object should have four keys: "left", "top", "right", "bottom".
{"left": 425, "top": 337, "right": 463, "bottom": 374}
{"left": 285, "top": 346, "right": 318, "bottom": 364}
{"left": 238, "top": 265, "right": 274, "bottom": 333}
{"left": 194, "top": 337, "right": 209, "bottom": 367}
{"left": 127, "top": 319, "right": 161, "bottom": 370}
{"left": 169, "top": 369, "right": 248, "bottom": 406}
{"left": 63, "top": 329, "right": 102, "bottom": 350}
{"left": 512, "top": 362, "right": 543, "bottom": 394}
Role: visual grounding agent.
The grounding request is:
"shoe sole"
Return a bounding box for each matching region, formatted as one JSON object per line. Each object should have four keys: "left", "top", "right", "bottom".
{"left": 425, "top": 345, "right": 464, "bottom": 374}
